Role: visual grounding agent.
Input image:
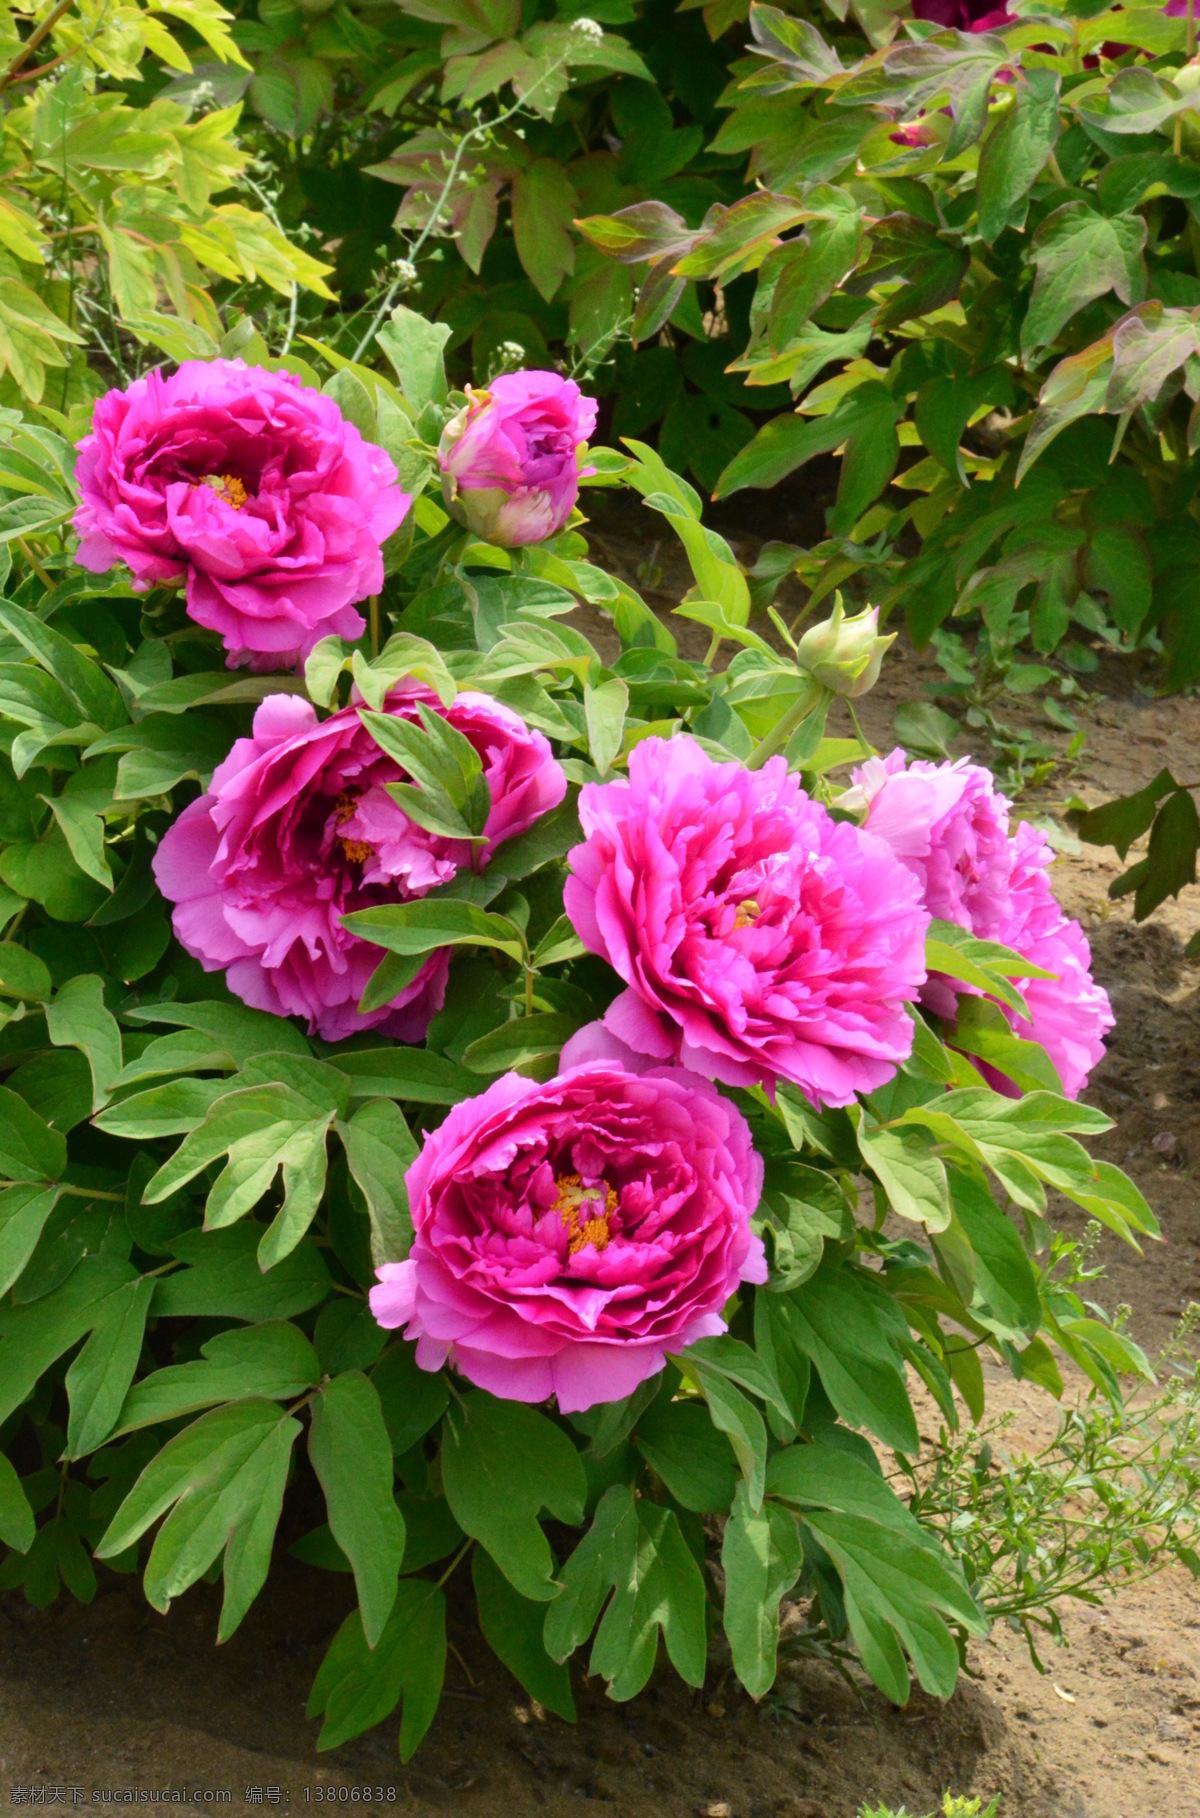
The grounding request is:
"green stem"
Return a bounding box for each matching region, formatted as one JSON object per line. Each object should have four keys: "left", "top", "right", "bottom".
{"left": 350, "top": 49, "right": 574, "bottom": 366}
{"left": 60, "top": 1185, "right": 125, "bottom": 1202}
{"left": 369, "top": 594, "right": 381, "bottom": 659}
{"left": 17, "top": 539, "right": 54, "bottom": 592}
{"left": 746, "top": 679, "right": 824, "bottom": 771}
{"left": 436, "top": 1538, "right": 473, "bottom": 1590}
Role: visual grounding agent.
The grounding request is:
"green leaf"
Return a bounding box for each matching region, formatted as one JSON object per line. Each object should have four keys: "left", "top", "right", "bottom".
{"left": 583, "top": 677, "right": 629, "bottom": 776}
{"left": 1022, "top": 203, "right": 1147, "bottom": 352}
{"left": 0, "top": 597, "right": 126, "bottom": 731}
{"left": 948, "top": 997, "right": 1063, "bottom": 1095}
{"left": 949, "top": 1168, "right": 1041, "bottom": 1340}
{"left": 0, "top": 1183, "right": 61, "bottom": 1296}
{"left": 334, "top": 1045, "right": 482, "bottom": 1105}
{"left": 93, "top": 1076, "right": 231, "bottom": 1141}
{"left": 0, "top": 1451, "right": 35, "bottom": 1553}
{"left": 376, "top": 305, "right": 451, "bottom": 411}
{"left": 0, "top": 942, "right": 51, "bottom": 1002}
{"left": 976, "top": 69, "right": 1061, "bottom": 242}
{"left": 0, "top": 1255, "right": 135, "bottom": 1426}
{"left": 153, "top": 1225, "right": 331, "bottom": 1322}
{"left": 307, "top": 1580, "right": 446, "bottom": 1757}
{"left": 543, "top": 1484, "right": 706, "bottom": 1699}
{"left": 361, "top": 703, "right": 490, "bottom": 841}
{"left": 512, "top": 159, "right": 578, "bottom": 302}
{"left": 721, "top": 1479, "right": 803, "bottom": 1700}
{"left": 45, "top": 974, "right": 122, "bottom": 1111}
{"left": 925, "top": 917, "right": 1051, "bottom": 1017}
{"left": 64, "top": 1274, "right": 156, "bottom": 1459}
{"left": 372, "top": 1342, "right": 450, "bottom": 1456}
{"left": 144, "top": 1084, "right": 336, "bottom": 1268}
{"left": 633, "top": 1395, "right": 738, "bottom": 1513}
{"left": 714, "top": 381, "right": 900, "bottom": 515}
{"left": 487, "top": 801, "right": 582, "bottom": 880}
{"left": 766, "top": 1442, "right": 985, "bottom": 1703}
{"left": 1076, "top": 763, "right": 1178, "bottom": 854}
{"left": 95, "top": 1398, "right": 301, "bottom": 1634}
{"left": 441, "top": 1391, "right": 587, "bottom": 1601}
{"left": 310, "top": 1372, "right": 407, "bottom": 1648}
{"left": 778, "top": 1260, "right": 919, "bottom": 1455}
{"left": 337, "top": 1099, "right": 417, "bottom": 1265}
{"left": 119, "top": 998, "right": 311, "bottom": 1063}
{"left": 531, "top": 915, "right": 588, "bottom": 969}
{"left": 342, "top": 899, "right": 526, "bottom": 963}
{"left": 461, "top": 1011, "right": 583, "bottom": 1076}
{"left": 857, "top": 1118, "right": 952, "bottom": 1233}
{"left": 472, "top": 1546, "right": 576, "bottom": 1720}
{"left": 113, "top": 1322, "right": 320, "bottom": 1436}
{"left": 0, "top": 1084, "right": 66, "bottom": 1183}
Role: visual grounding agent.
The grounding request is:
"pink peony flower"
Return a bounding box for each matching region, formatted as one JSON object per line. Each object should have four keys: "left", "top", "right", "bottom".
{"left": 853, "top": 750, "right": 1113, "bottom": 1096}
{"left": 74, "top": 359, "right": 411, "bottom": 671}
{"left": 368, "top": 1057, "right": 767, "bottom": 1411}
{"left": 437, "top": 371, "right": 598, "bottom": 547}
{"left": 152, "top": 685, "right": 566, "bottom": 1042}
{"left": 911, "top": 0, "right": 1014, "bottom": 26}
{"left": 561, "top": 736, "right": 929, "bottom": 1107}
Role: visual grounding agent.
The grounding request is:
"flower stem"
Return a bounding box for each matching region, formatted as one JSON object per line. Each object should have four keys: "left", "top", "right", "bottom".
{"left": 17, "top": 539, "right": 54, "bottom": 592}
{"left": 746, "top": 679, "right": 824, "bottom": 771}
{"left": 369, "top": 594, "right": 381, "bottom": 658}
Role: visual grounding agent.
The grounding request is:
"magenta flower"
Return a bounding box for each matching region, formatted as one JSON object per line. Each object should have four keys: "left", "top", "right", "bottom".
{"left": 911, "top": 0, "right": 1014, "bottom": 27}
{"left": 368, "top": 1056, "right": 767, "bottom": 1412}
{"left": 152, "top": 685, "right": 566, "bottom": 1043}
{"left": 562, "top": 736, "right": 929, "bottom": 1107}
{"left": 437, "top": 371, "right": 598, "bottom": 548}
{"left": 853, "top": 751, "right": 1113, "bottom": 1095}
{"left": 74, "top": 360, "right": 411, "bottom": 671}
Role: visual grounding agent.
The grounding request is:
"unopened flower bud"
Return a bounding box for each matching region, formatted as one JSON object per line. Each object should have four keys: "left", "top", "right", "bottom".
{"left": 796, "top": 600, "right": 894, "bottom": 699}
{"left": 437, "top": 370, "right": 597, "bottom": 548}
{"left": 570, "top": 16, "right": 604, "bottom": 41}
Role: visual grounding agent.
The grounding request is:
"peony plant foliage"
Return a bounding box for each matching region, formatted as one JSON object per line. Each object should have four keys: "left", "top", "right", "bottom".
{"left": 0, "top": 314, "right": 1157, "bottom": 1758}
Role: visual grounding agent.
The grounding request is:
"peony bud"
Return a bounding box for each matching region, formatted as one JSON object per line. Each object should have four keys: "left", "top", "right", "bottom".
{"left": 437, "top": 371, "right": 598, "bottom": 549}
{"left": 796, "top": 599, "right": 894, "bottom": 698}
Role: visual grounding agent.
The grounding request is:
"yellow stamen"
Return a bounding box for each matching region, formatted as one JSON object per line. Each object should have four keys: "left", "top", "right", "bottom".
{"left": 333, "top": 792, "right": 372, "bottom": 864}
{"left": 733, "top": 898, "right": 761, "bottom": 930}
{"left": 201, "top": 472, "right": 248, "bottom": 509}
{"left": 552, "top": 1171, "right": 616, "bottom": 1255}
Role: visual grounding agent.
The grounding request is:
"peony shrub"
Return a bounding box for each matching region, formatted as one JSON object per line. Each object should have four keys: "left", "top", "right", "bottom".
{"left": 0, "top": 322, "right": 1157, "bottom": 1760}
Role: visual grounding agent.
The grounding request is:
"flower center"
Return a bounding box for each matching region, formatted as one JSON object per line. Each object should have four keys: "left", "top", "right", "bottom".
{"left": 464, "top": 384, "right": 493, "bottom": 415}
{"left": 552, "top": 1172, "right": 615, "bottom": 1255}
{"left": 334, "top": 790, "right": 374, "bottom": 866}
{"left": 201, "top": 472, "right": 248, "bottom": 509}
{"left": 733, "top": 897, "right": 761, "bottom": 930}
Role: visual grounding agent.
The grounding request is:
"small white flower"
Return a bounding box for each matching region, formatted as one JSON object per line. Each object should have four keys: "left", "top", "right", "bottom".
{"left": 570, "top": 15, "right": 604, "bottom": 42}
{"left": 391, "top": 258, "right": 419, "bottom": 288}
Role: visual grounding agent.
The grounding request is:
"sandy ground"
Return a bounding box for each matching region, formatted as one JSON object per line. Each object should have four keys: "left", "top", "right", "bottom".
{"left": 2, "top": 500, "right": 1200, "bottom": 1816}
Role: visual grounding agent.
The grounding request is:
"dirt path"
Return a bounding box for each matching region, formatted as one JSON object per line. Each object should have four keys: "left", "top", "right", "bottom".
{"left": 3, "top": 509, "right": 1200, "bottom": 1817}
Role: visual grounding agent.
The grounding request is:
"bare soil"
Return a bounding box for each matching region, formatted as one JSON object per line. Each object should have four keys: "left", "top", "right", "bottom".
{"left": 3, "top": 502, "right": 1200, "bottom": 1817}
